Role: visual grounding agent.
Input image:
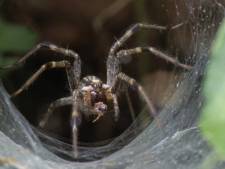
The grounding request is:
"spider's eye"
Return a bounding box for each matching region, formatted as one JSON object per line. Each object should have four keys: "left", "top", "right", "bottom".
{"left": 93, "top": 83, "right": 102, "bottom": 89}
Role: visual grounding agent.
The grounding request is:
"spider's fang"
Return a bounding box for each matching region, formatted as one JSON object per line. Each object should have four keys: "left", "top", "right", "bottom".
{"left": 92, "top": 112, "right": 103, "bottom": 123}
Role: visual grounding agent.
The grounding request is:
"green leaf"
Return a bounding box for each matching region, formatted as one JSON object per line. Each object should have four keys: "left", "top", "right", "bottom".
{"left": 200, "top": 19, "right": 225, "bottom": 157}
{"left": 0, "top": 20, "right": 38, "bottom": 53}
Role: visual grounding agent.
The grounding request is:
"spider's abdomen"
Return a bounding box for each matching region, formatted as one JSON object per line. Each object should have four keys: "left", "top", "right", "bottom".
{"left": 78, "top": 76, "right": 114, "bottom": 119}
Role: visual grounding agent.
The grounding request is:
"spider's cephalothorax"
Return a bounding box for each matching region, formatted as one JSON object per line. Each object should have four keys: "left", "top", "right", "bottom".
{"left": 78, "top": 76, "right": 114, "bottom": 122}
{"left": 8, "top": 23, "right": 192, "bottom": 157}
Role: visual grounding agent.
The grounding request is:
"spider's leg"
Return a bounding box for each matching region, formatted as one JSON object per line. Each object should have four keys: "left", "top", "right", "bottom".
{"left": 5, "top": 42, "right": 79, "bottom": 68}
{"left": 109, "top": 23, "right": 167, "bottom": 55}
{"left": 109, "top": 22, "right": 185, "bottom": 55}
{"left": 44, "top": 43, "right": 82, "bottom": 90}
{"left": 66, "top": 58, "right": 81, "bottom": 92}
{"left": 11, "top": 60, "right": 71, "bottom": 97}
{"left": 117, "top": 47, "right": 192, "bottom": 70}
{"left": 112, "top": 94, "right": 119, "bottom": 121}
{"left": 112, "top": 72, "right": 156, "bottom": 118}
{"left": 106, "top": 23, "right": 188, "bottom": 85}
{"left": 2, "top": 43, "right": 48, "bottom": 69}
{"left": 71, "top": 90, "right": 80, "bottom": 158}
{"left": 4, "top": 42, "right": 81, "bottom": 91}
{"left": 39, "top": 96, "right": 73, "bottom": 128}
{"left": 107, "top": 23, "right": 167, "bottom": 85}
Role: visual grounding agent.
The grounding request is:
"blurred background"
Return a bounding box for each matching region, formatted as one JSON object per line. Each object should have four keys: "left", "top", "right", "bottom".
{"left": 0, "top": 0, "right": 197, "bottom": 148}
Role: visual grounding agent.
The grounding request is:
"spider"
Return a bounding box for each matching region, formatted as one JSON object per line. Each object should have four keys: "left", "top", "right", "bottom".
{"left": 8, "top": 23, "right": 192, "bottom": 157}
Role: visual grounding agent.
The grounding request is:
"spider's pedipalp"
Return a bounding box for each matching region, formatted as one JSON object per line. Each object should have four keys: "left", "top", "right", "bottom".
{"left": 39, "top": 96, "right": 73, "bottom": 128}
{"left": 11, "top": 60, "right": 71, "bottom": 97}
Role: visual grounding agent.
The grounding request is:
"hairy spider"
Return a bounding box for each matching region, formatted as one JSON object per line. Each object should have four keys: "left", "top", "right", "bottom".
{"left": 8, "top": 23, "right": 192, "bottom": 157}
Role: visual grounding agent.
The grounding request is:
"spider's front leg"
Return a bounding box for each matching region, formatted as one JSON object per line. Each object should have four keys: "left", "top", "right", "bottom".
{"left": 106, "top": 23, "right": 191, "bottom": 85}
{"left": 6, "top": 42, "right": 81, "bottom": 93}
{"left": 71, "top": 90, "right": 80, "bottom": 158}
{"left": 107, "top": 23, "right": 167, "bottom": 85}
